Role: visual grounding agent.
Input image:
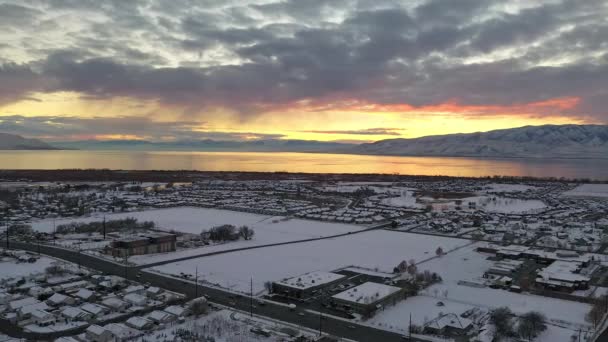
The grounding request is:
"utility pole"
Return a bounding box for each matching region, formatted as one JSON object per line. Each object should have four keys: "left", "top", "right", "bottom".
{"left": 319, "top": 310, "right": 322, "bottom": 337}
{"left": 77, "top": 245, "right": 81, "bottom": 269}
{"left": 250, "top": 277, "right": 253, "bottom": 317}
{"left": 5, "top": 220, "right": 8, "bottom": 250}
{"left": 409, "top": 313, "right": 412, "bottom": 339}
{"left": 53, "top": 219, "right": 56, "bottom": 245}
{"left": 103, "top": 216, "right": 106, "bottom": 240}
{"left": 195, "top": 266, "right": 198, "bottom": 298}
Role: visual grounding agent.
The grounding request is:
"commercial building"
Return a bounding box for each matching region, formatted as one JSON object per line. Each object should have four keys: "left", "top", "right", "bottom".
{"left": 273, "top": 271, "right": 345, "bottom": 299}
{"left": 331, "top": 282, "right": 404, "bottom": 317}
{"left": 536, "top": 260, "right": 590, "bottom": 292}
{"left": 109, "top": 233, "right": 176, "bottom": 257}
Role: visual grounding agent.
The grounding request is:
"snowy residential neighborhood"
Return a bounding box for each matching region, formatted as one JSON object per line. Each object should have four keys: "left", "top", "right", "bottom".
{"left": 1, "top": 174, "right": 608, "bottom": 341}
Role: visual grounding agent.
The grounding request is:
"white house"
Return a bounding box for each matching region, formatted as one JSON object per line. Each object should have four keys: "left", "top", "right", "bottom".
{"left": 123, "top": 293, "right": 147, "bottom": 307}
{"left": 81, "top": 303, "right": 110, "bottom": 318}
{"left": 147, "top": 310, "right": 176, "bottom": 324}
{"left": 74, "top": 289, "right": 95, "bottom": 301}
{"left": 61, "top": 307, "right": 92, "bottom": 322}
{"left": 85, "top": 324, "right": 113, "bottom": 342}
{"left": 125, "top": 316, "right": 154, "bottom": 330}
{"left": 47, "top": 293, "right": 75, "bottom": 306}
{"left": 101, "top": 297, "right": 130, "bottom": 312}
{"left": 163, "top": 305, "right": 188, "bottom": 317}
{"left": 30, "top": 309, "right": 56, "bottom": 326}
{"left": 104, "top": 323, "right": 144, "bottom": 342}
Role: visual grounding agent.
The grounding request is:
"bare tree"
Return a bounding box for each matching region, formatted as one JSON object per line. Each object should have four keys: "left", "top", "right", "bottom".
{"left": 264, "top": 281, "right": 273, "bottom": 293}
{"left": 518, "top": 311, "right": 547, "bottom": 340}
{"left": 490, "top": 307, "right": 515, "bottom": 340}
{"left": 238, "top": 226, "right": 255, "bottom": 240}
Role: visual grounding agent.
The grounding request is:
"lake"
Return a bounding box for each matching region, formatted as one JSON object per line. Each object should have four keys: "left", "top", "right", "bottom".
{"left": 0, "top": 150, "right": 607, "bottom": 180}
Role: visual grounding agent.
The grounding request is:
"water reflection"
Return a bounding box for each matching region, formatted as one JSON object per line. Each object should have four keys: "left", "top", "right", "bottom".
{"left": 0, "top": 150, "right": 606, "bottom": 180}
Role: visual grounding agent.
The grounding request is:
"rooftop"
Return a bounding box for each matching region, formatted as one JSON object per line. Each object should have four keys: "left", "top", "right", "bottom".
{"left": 275, "top": 271, "right": 345, "bottom": 290}
{"left": 332, "top": 282, "right": 401, "bottom": 305}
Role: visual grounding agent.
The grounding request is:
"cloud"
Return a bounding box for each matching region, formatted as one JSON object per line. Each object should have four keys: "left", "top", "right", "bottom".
{"left": 0, "top": 0, "right": 606, "bottom": 124}
{"left": 299, "top": 128, "right": 404, "bottom": 136}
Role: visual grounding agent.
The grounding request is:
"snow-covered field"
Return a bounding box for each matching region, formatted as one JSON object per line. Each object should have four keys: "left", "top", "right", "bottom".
{"left": 563, "top": 184, "right": 608, "bottom": 198}
{"left": 31, "top": 207, "right": 363, "bottom": 237}
{"left": 0, "top": 256, "right": 57, "bottom": 280}
{"left": 152, "top": 231, "right": 468, "bottom": 293}
{"left": 368, "top": 243, "right": 591, "bottom": 338}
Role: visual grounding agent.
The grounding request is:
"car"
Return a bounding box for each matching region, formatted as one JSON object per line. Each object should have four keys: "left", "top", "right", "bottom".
{"left": 436, "top": 301, "right": 445, "bottom": 307}
{"left": 229, "top": 301, "right": 236, "bottom": 306}
{"left": 348, "top": 325, "right": 356, "bottom": 329}
{"left": 298, "top": 312, "right": 305, "bottom": 316}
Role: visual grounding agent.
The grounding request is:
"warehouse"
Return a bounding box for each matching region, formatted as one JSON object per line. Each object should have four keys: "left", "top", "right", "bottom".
{"left": 273, "top": 271, "right": 345, "bottom": 299}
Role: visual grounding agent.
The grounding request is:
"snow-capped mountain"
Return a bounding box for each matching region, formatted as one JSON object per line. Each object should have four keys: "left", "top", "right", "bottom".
{"left": 0, "top": 132, "right": 57, "bottom": 150}
{"left": 349, "top": 125, "right": 608, "bottom": 158}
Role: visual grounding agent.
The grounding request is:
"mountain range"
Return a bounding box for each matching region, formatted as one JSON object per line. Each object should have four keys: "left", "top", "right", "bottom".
{"left": 0, "top": 132, "right": 57, "bottom": 150}
{"left": 3, "top": 124, "right": 608, "bottom": 159}
{"left": 348, "top": 124, "right": 608, "bottom": 159}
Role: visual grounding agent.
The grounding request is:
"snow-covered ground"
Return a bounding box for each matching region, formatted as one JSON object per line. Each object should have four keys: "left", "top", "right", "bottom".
{"left": 31, "top": 206, "right": 363, "bottom": 237}
{"left": 152, "top": 231, "right": 468, "bottom": 293}
{"left": 368, "top": 243, "right": 592, "bottom": 338}
{"left": 137, "top": 309, "right": 311, "bottom": 341}
{"left": 563, "top": 184, "right": 608, "bottom": 198}
{"left": 0, "top": 256, "right": 57, "bottom": 280}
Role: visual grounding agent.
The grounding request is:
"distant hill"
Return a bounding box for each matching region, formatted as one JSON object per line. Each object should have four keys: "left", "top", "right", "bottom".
{"left": 53, "top": 139, "right": 355, "bottom": 153}
{"left": 0, "top": 132, "right": 57, "bottom": 150}
{"left": 348, "top": 125, "right": 608, "bottom": 159}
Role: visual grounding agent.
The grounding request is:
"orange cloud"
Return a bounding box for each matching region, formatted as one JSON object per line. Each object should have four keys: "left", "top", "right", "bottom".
{"left": 258, "top": 96, "right": 582, "bottom": 119}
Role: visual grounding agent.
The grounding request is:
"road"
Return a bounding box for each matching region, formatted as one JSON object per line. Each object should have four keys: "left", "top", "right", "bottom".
{"left": 10, "top": 241, "right": 424, "bottom": 342}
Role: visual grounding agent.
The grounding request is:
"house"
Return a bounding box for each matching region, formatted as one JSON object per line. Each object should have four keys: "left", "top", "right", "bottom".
{"left": 123, "top": 285, "right": 145, "bottom": 295}
{"left": 163, "top": 305, "right": 188, "bottom": 317}
{"left": 18, "top": 301, "right": 51, "bottom": 319}
{"left": 80, "top": 303, "right": 110, "bottom": 319}
{"left": 74, "top": 289, "right": 95, "bottom": 301}
{"left": 147, "top": 310, "right": 176, "bottom": 324}
{"left": 61, "top": 307, "right": 93, "bottom": 322}
{"left": 104, "top": 323, "right": 144, "bottom": 341}
{"left": 85, "top": 324, "right": 113, "bottom": 342}
{"left": 30, "top": 309, "right": 56, "bottom": 326}
{"left": 125, "top": 316, "right": 154, "bottom": 330}
{"left": 8, "top": 297, "right": 39, "bottom": 311}
{"left": 101, "top": 297, "right": 130, "bottom": 312}
{"left": 146, "top": 287, "right": 163, "bottom": 298}
{"left": 423, "top": 313, "right": 473, "bottom": 336}
{"left": 47, "top": 293, "right": 75, "bottom": 306}
{"left": 123, "top": 293, "right": 147, "bottom": 307}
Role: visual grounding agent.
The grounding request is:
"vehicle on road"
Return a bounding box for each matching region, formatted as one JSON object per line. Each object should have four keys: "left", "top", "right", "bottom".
{"left": 288, "top": 304, "right": 296, "bottom": 311}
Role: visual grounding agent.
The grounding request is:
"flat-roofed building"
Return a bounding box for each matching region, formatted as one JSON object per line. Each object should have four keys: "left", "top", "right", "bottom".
{"left": 110, "top": 232, "right": 176, "bottom": 257}
{"left": 273, "top": 271, "right": 345, "bottom": 299}
{"left": 331, "top": 282, "right": 404, "bottom": 317}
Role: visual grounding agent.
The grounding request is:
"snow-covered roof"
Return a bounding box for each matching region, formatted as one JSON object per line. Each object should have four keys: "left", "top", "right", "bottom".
{"left": 275, "top": 271, "right": 345, "bottom": 290}
{"left": 75, "top": 289, "right": 94, "bottom": 300}
{"left": 332, "top": 282, "right": 401, "bottom": 305}
{"left": 163, "top": 305, "right": 186, "bottom": 317}
{"left": 126, "top": 316, "right": 151, "bottom": 329}
{"left": 81, "top": 303, "right": 108, "bottom": 315}
{"left": 538, "top": 260, "right": 590, "bottom": 283}
{"left": 104, "top": 323, "right": 143, "bottom": 339}
{"left": 86, "top": 324, "right": 107, "bottom": 336}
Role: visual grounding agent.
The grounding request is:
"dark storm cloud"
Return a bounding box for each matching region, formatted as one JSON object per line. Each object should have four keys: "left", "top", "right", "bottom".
{"left": 0, "top": 0, "right": 607, "bottom": 120}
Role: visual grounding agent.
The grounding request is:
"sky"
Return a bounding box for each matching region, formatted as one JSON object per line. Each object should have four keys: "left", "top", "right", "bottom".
{"left": 0, "top": 0, "right": 606, "bottom": 143}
